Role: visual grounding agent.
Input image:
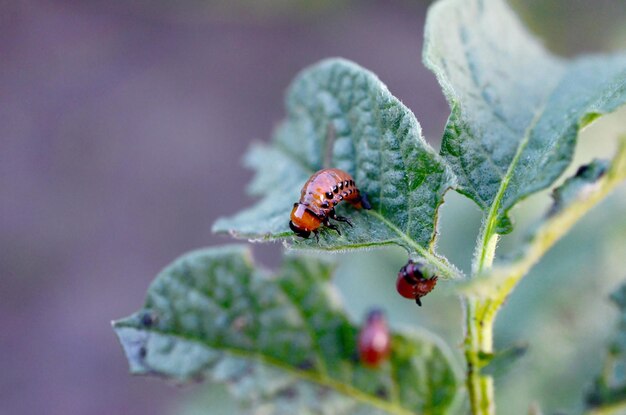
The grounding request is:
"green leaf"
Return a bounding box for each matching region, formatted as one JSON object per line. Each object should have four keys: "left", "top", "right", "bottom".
{"left": 586, "top": 283, "right": 626, "bottom": 414}
{"left": 212, "top": 58, "right": 460, "bottom": 280}
{"left": 462, "top": 137, "right": 626, "bottom": 299}
{"left": 423, "top": 0, "right": 626, "bottom": 235}
{"left": 113, "top": 245, "right": 462, "bottom": 415}
{"left": 478, "top": 343, "right": 527, "bottom": 377}
{"left": 548, "top": 159, "right": 610, "bottom": 217}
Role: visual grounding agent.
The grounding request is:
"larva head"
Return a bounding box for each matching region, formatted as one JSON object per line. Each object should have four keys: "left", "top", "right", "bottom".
{"left": 289, "top": 203, "right": 321, "bottom": 238}
{"left": 365, "top": 308, "right": 386, "bottom": 325}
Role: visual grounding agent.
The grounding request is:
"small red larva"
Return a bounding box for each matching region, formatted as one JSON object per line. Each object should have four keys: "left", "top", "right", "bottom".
{"left": 358, "top": 309, "right": 391, "bottom": 368}
{"left": 396, "top": 260, "right": 438, "bottom": 306}
{"left": 289, "top": 168, "right": 371, "bottom": 241}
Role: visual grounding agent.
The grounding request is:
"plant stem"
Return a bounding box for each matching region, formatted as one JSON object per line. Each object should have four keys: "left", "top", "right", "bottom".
{"left": 466, "top": 231, "right": 498, "bottom": 415}
{"left": 463, "top": 138, "right": 626, "bottom": 415}
{"left": 474, "top": 227, "right": 499, "bottom": 275}
{"left": 586, "top": 401, "right": 626, "bottom": 415}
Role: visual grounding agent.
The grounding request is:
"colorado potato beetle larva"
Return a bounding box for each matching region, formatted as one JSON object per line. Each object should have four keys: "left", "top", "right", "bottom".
{"left": 358, "top": 308, "right": 391, "bottom": 368}
{"left": 289, "top": 168, "right": 371, "bottom": 240}
{"left": 396, "top": 260, "right": 438, "bottom": 306}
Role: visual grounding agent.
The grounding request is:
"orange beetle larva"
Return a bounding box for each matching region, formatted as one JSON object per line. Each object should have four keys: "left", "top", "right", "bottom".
{"left": 396, "top": 260, "right": 438, "bottom": 307}
{"left": 289, "top": 168, "right": 371, "bottom": 240}
{"left": 358, "top": 308, "right": 391, "bottom": 368}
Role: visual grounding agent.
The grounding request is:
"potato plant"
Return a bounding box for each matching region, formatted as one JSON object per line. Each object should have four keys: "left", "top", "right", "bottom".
{"left": 113, "top": 0, "right": 626, "bottom": 413}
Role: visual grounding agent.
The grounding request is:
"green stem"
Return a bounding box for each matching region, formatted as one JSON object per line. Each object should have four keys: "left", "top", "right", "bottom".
{"left": 474, "top": 226, "right": 499, "bottom": 275}
{"left": 586, "top": 401, "right": 626, "bottom": 415}
{"left": 466, "top": 231, "right": 498, "bottom": 415}
{"left": 463, "top": 138, "right": 626, "bottom": 415}
{"left": 464, "top": 106, "right": 547, "bottom": 412}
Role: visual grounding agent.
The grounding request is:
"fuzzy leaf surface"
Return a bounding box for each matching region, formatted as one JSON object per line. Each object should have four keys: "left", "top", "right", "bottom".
{"left": 113, "top": 245, "right": 461, "bottom": 415}
{"left": 462, "top": 138, "right": 626, "bottom": 299}
{"left": 213, "top": 59, "right": 459, "bottom": 279}
{"left": 424, "top": 0, "right": 626, "bottom": 234}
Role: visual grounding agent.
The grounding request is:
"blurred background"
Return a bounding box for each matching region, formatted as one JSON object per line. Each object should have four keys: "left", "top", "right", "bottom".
{"left": 1, "top": 1, "right": 625, "bottom": 414}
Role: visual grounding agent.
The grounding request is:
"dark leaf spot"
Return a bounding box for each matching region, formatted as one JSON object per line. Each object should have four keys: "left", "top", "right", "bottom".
{"left": 276, "top": 387, "right": 298, "bottom": 399}
{"left": 375, "top": 387, "right": 389, "bottom": 399}
{"left": 296, "top": 359, "right": 315, "bottom": 371}
{"left": 141, "top": 312, "right": 156, "bottom": 327}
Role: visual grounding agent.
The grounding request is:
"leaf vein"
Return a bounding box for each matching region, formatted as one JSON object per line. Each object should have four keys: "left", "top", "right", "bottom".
{"left": 275, "top": 265, "right": 330, "bottom": 378}
{"left": 137, "top": 326, "right": 417, "bottom": 415}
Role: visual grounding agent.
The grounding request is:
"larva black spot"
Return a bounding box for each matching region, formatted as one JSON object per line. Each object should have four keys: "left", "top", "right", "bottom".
{"left": 325, "top": 192, "right": 333, "bottom": 199}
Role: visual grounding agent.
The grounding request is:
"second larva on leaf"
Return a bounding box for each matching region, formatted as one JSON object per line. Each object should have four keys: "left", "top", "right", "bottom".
{"left": 396, "top": 260, "right": 438, "bottom": 307}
